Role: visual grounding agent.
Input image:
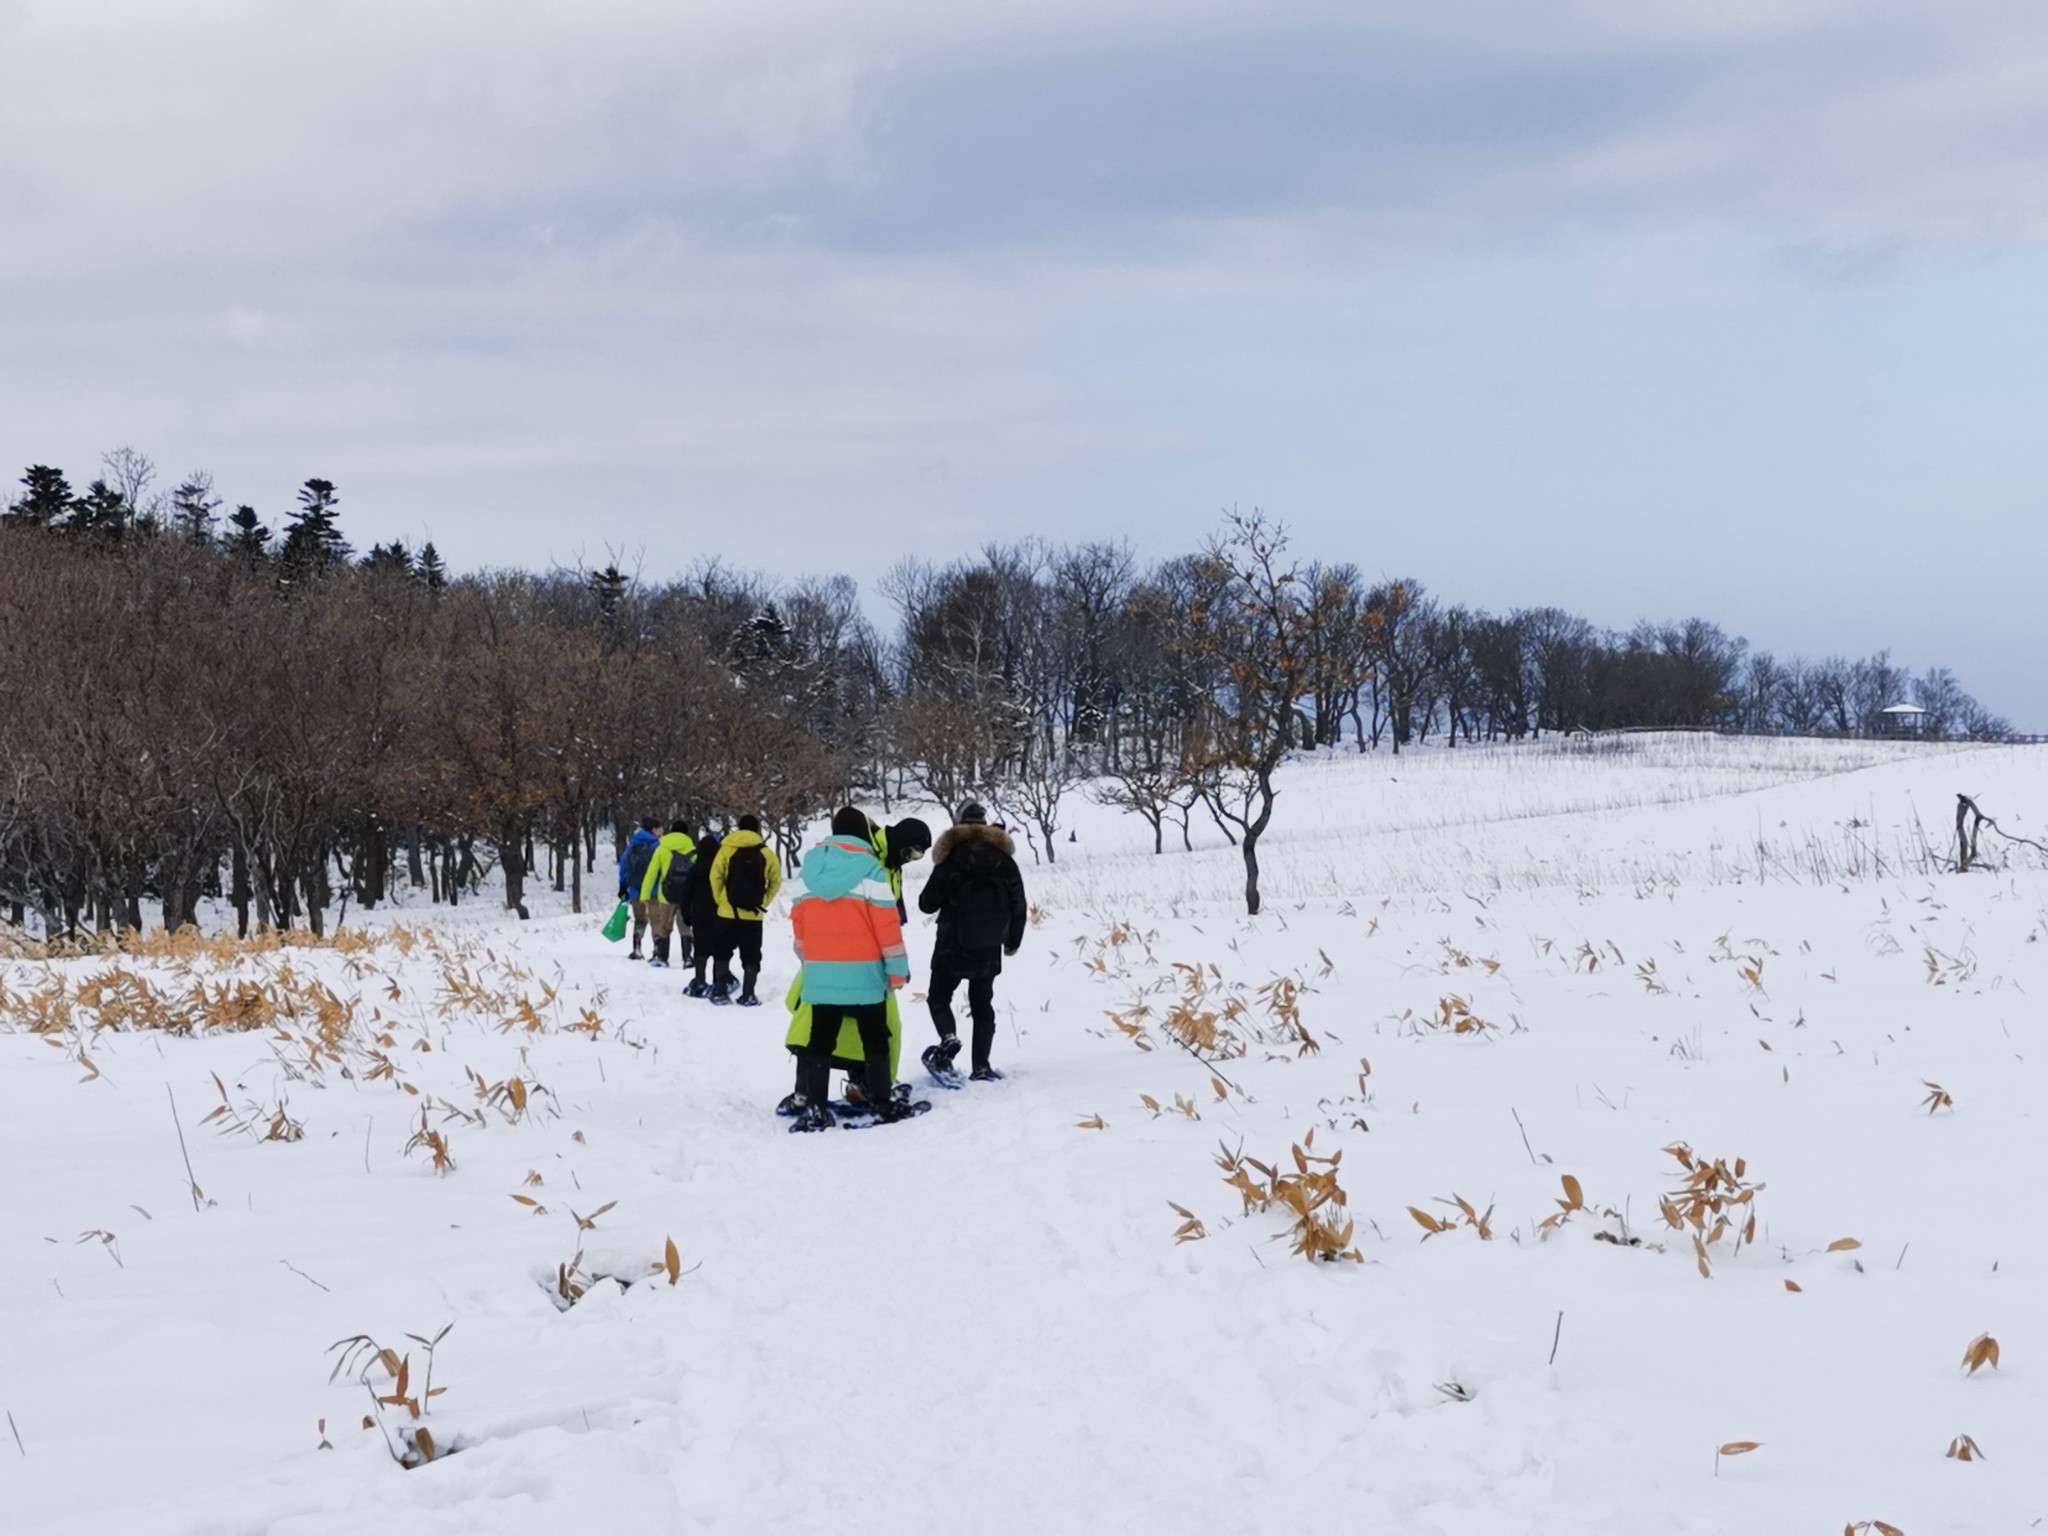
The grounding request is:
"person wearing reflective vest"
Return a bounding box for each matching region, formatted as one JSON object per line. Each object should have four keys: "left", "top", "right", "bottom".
{"left": 706, "top": 814, "right": 783, "bottom": 1006}
{"left": 868, "top": 816, "right": 933, "bottom": 918}
{"left": 637, "top": 827, "right": 698, "bottom": 969}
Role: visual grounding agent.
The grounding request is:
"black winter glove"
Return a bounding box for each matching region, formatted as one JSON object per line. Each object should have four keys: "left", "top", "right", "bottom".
{"left": 617, "top": 886, "right": 629, "bottom": 902}
{"left": 1003, "top": 941, "right": 1020, "bottom": 958}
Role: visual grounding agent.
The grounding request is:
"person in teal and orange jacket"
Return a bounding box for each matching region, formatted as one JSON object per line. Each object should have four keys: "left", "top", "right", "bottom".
{"left": 782, "top": 807, "right": 918, "bottom": 1131}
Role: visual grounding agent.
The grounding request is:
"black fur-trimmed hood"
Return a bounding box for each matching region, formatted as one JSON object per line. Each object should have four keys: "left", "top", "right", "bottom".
{"left": 933, "top": 823, "right": 1015, "bottom": 864}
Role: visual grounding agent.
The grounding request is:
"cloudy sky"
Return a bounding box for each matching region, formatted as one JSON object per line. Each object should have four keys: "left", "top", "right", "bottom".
{"left": 3, "top": 1, "right": 2045, "bottom": 721}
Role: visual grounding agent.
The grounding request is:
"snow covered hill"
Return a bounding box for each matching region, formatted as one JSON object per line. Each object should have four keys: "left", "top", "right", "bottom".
{"left": 3, "top": 735, "right": 2043, "bottom": 1534}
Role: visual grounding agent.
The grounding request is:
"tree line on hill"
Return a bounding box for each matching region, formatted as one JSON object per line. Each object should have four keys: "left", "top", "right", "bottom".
{"left": 0, "top": 449, "right": 2010, "bottom": 931}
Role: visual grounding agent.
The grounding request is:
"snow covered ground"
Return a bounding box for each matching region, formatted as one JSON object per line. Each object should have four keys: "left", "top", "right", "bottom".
{"left": 4, "top": 733, "right": 2044, "bottom": 1534}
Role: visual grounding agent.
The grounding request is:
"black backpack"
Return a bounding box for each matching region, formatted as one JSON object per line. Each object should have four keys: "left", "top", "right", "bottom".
{"left": 724, "top": 844, "right": 769, "bottom": 912}
{"left": 660, "top": 851, "right": 695, "bottom": 906}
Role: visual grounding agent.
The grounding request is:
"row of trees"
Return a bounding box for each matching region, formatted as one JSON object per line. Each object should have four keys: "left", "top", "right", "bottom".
{"left": 0, "top": 453, "right": 2011, "bottom": 929}
{"left": 881, "top": 525, "right": 2007, "bottom": 901}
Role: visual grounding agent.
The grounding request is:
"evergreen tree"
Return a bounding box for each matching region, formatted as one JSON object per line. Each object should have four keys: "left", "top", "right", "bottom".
{"left": 416, "top": 541, "right": 448, "bottom": 595}
{"left": 224, "top": 505, "right": 272, "bottom": 565}
{"left": 278, "top": 478, "right": 351, "bottom": 588}
{"left": 66, "top": 478, "right": 133, "bottom": 539}
{"left": 587, "top": 564, "right": 627, "bottom": 617}
{"left": 362, "top": 540, "right": 415, "bottom": 577}
{"left": 170, "top": 473, "right": 221, "bottom": 545}
{"left": 5, "top": 465, "right": 73, "bottom": 526}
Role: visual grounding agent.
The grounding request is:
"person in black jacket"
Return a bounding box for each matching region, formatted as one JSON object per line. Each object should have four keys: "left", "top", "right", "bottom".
{"left": 680, "top": 831, "right": 723, "bottom": 999}
{"left": 916, "top": 801, "right": 1027, "bottom": 1082}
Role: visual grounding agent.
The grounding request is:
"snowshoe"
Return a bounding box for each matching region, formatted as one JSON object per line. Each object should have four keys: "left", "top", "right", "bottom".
{"left": 736, "top": 991, "right": 761, "bottom": 1008}
{"left": 922, "top": 1043, "right": 965, "bottom": 1090}
{"left": 647, "top": 958, "right": 669, "bottom": 970}
{"left": 829, "top": 1094, "right": 931, "bottom": 1129}
{"left": 969, "top": 1065, "right": 1006, "bottom": 1082}
{"left": 684, "top": 979, "right": 709, "bottom": 999}
{"left": 788, "top": 1099, "right": 837, "bottom": 1134}
{"left": 709, "top": 983, "right": 734, "bottom": 1007}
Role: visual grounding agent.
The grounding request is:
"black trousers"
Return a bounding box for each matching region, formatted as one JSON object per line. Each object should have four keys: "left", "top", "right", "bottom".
{"left": 928, "top": 955, "right": 999, "bottom": 1072}
{"left": 708, "top": 918, "right": 763, "bottom": 987}
{"left": 797, "top": 1001, "right": 892, "bottom": 1107}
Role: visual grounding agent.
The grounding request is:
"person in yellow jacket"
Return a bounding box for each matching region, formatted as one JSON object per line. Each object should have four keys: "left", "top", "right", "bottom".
{"left": 706, "top": 814, "right": 782, "bottom": 1005}
{"left": 637, "top": 827, "right": 698, "bottom": 970}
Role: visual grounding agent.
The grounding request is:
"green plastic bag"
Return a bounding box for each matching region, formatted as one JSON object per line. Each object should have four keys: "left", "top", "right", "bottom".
{"left": 601, "top": 901, "right": 631, "bottom": 943}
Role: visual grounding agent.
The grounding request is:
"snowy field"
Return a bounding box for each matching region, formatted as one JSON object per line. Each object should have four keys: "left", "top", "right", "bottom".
{"left": 3, "top": 733, "right": 2045, "bottom": 1534}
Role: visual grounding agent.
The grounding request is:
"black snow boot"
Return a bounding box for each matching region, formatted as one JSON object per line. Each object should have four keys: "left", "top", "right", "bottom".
{"left": 922, "top": 1038, "right": 964, "bottom": 1087}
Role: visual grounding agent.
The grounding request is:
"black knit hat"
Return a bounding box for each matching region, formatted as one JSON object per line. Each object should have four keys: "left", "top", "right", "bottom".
{"left": 737, "top": 813, "right": 761, "bottom": 833}
{"left": 888, "top": 818, "right": 932, "bottom": 859}
{"left": 956, "top": 801, "right": 989, "bottom": 825}
{"left": 830, "top": 806, "right": 872, "bottom": 838}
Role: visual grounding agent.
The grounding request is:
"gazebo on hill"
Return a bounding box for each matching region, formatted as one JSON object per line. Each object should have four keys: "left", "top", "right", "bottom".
{"left": 1880, "top": 702, "right": 1927, "bottom": 736}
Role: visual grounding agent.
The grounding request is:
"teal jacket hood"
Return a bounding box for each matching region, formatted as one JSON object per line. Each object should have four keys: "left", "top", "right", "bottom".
{"left": 799, "top": 838, "right": 885, "bottom": 901}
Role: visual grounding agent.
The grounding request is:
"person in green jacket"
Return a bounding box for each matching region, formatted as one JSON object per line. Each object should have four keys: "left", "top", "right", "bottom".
{"left": 706, "top": 814, "right": 783, "bottom": 1005}
{"left": 638, "top": 827, "right": 698, "bottom": 970}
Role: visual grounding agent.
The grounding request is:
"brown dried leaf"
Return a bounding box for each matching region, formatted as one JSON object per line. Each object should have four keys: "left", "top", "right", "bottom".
{"left": 1962, "top": 1334, "right": 2000, "bottom": 1374}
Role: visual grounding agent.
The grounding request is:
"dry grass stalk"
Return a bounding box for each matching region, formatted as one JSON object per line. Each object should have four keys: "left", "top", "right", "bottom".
{"left": 403, "top": 1109, "right": 455, "bottom": 1174}
{"left": 1218, "top": 1132, "right": 1360, "bottom": 1262}
{"left": 1714, "top": 1441, "right": 1761, "bottom": 1476}
{"left": 1658, "top": 1143, "right": 1763, "bottom": 1277}
{"left": 1921, "top": 1081, "right": 1954, "bottom": 1114}
{"left": 1538, "top": 1175, "right": 1586, "bottom": 1233}
{"left": 329, "top": 1323, "right": 454, "bottom": 1468}
{"left": 1945, "top": 1433, "right": 1985, "bottom": 1461}
{"left": 200, "top": 1071, "right": 304, "bottom": 1142}
{"left": 1401, "top": 995, "right": 1495, "bottom": 1036}
{"left": 1167, "top": 1203, "right": 1207, "bottom": 1243}
{"left": 1408, "top": 1194, "right": 1495, "bottom": 1241}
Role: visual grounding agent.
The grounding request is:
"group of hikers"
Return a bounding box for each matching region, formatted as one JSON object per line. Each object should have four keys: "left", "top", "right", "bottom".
{"left": 616, "top": 801, "right": 1028, "bottom": 1129}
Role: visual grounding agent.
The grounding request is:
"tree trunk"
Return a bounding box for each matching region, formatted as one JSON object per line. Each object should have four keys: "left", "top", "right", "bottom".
{"left": 500, "top": 829, "right": 530, "bottom": 919}
{"left": 231, "top": 840, "right": 251, "bottom": 936}
{"left": 303, "top": 860, "right": 325, "bottom": 937}
{"left": 1242, "top": 831, "right": 1262, "bottom": 916}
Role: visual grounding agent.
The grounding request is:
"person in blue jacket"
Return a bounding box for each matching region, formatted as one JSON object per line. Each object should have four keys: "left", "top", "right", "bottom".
{"left": 617, "top": 817, "right": 663, "bottom": 960}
